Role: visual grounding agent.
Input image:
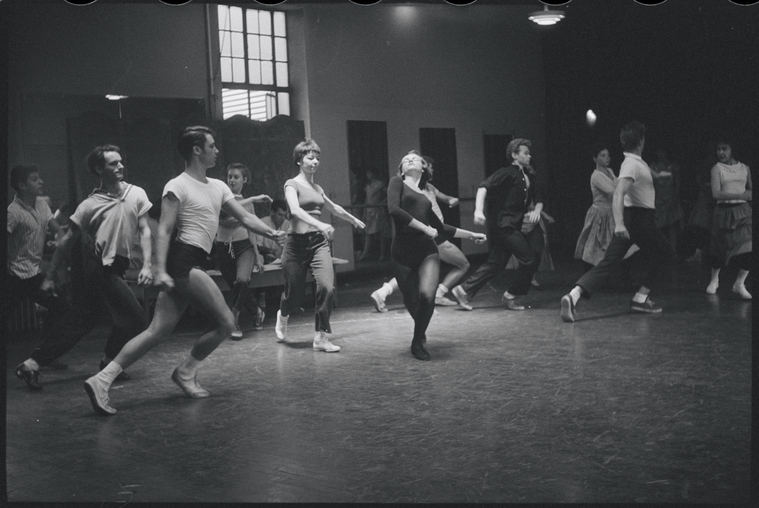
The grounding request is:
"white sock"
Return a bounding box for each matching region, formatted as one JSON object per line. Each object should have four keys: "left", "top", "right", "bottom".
{"left": 314, "top": 331, "right": 325, "bottom": 342}
{"left": 569, "top": 287, "right": 582, "bottom": 305}
{"left": 24, "top": 358, "right": 40, "bottom": 370}
{"left": 95, "top": 361, "right": 123, "bottom": 389}
{"left": 503, "top": 291, "right": 516, "bottom": 300}
{"left": 632, "top": 292, "right": 648, "bottom": 304}
{"left": 437, "top": 283, "right": 449, "bottom": 298}
{"left": 177, "top": 355, "right": 201, "bottom": 378}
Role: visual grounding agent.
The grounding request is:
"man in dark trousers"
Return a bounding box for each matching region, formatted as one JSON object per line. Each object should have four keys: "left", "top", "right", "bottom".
{"left": 560, "top": 121, "right": 675, "bottom": 322}
{"left": 451, "top": 138, "right": 545, "bottom": 311}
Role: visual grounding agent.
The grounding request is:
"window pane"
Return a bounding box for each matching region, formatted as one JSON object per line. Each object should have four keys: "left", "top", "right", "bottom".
{"left": 247, "top": 34, "right": 260, "bottom": 59}
{"left": 217, "top": 5, "right": 230, "bottom": 31}
{"left": 246, "top": 8, "right": 259, "bottom": 34}
{"left": 276, "top": 62, "right": 289, "bottom": 87}
{"left": 278, "top": 92, "right": 290, "bottom": 116}
{"left": 222, "top": 88, "right": 250, "bottom": 120}
{"left": 232, "top": 58, "right": 246, "bottom": 83}
{"left": 258, "top": 10, "right": 272, "bottom": 36}
{"left": 261, "top": 61, "right": 274, "bottom": 85}
{"left": 250, "top": 91, "right": 269, "bottom": 121}
{"left": 275, "top": 37, "right": 287, "bottom": 62}
{"left": 231, "top": 32, "right": 244, "bottom": 58}
{"left": 220, "top": 57, "right": 232, "bottom": 82}
{"left": 219, "top": 31, "right": 231, "bottom": 57}
{"left": 230, "top": 6, "right": 243, "bottom": 32}
{"left": 260, "top": 35, "right": 272, "bottom": 61}
{"left": 273, "top": 11, "right": 286, "bottom": 37}
{"left": 248, "top": 60, "right": 261, "bottom": 85}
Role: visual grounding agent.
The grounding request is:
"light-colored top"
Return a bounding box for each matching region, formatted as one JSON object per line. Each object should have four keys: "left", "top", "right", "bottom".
{"left": 284, "top": 178, "right": 325, "bottom": 233}
{"left": 422, "top": 184, "right": 445, "bottom": 221}
{"left": 70, "top": 183, "right": 152, "bottom": 267}
{"left": 163, "top": 172, "right": 235, "bottom": 253}
{"left": 619, "top": 152, "right": 655, "bottom": 209}
{"left": 590, "top": 168, "right": 617, "bottom": 209}
{"left": 713, "top": 161, "right": 749, "bottom": 204}
{"left": 7, "top": 196, "right": 53, "bottom": 279}
{"left": 216, "top": 194, "right": 256, "bottom": 243}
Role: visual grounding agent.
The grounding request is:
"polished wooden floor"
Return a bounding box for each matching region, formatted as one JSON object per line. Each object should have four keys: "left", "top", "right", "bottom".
{"left": 4, "top": 258, "right": 753, "bottom": 503}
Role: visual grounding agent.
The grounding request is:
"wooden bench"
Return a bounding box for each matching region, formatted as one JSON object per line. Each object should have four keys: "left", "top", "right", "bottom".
{"left": 127, "top": 257, "right": 349, "bottom": 319}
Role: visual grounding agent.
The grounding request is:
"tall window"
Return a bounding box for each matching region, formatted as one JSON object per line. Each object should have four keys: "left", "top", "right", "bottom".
{"left": 217, "top": 5, "right": 291, "bottom": 121}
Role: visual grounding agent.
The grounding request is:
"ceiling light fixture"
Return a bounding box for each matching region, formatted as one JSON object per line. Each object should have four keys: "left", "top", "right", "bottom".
{"left": 528, "top": 5, "right": 566, "bottom": 26}
{"left": 105, "top": 94, "right": 129, "bottom": 101}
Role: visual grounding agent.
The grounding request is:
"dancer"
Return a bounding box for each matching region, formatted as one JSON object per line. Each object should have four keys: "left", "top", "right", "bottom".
{"left": 215, "top": 162, "right": 271, "bottom": 338}
{"left": 705, "top": 138, "right": 752, "bottom": 299}
{"left": 31, "top": 145, "right": 153, "bottom": 385}
{"left": 7, "top": 165, "right": 90, "bottom": 389}
{"left": 84, "top": 126, "right": 286, "bottom": 415}
{"left": 370, "top": 155, "right": 470, "bottom": 311}
{"left": 574, "top": 143, "right": 638, "bottom": 271}
{"left": 560, "top": 121, "right": 675, "bottom": 322}
{"left": 274, "top": 139, "right": 365, "bottom": 352}
{"left": 388, "top": 151, "right": 486, "bottom": 360}
{"left": 451, "top": 138, "right": 544, "bottom": 311}
{"left": 358, "top": 167, "right": 390, "bottom": 262}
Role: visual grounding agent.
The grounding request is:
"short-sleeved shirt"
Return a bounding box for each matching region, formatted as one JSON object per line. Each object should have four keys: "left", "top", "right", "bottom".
{"left": 284, "top": 178, "right": 325, "bottom": 233}
{"left": 618, "top": 152, "right": 655, "bottom": 209}
{"left": 480, "top": 164, "right": 542, "bottom": 230}
{"left": 7, "top": 196, "right": 53, "bottom": 279}
{"left": 70, "top": 183, "right": 152, "bottom": 267}
{"left": 163, "top": 172, "right": 236, "bottom": 253}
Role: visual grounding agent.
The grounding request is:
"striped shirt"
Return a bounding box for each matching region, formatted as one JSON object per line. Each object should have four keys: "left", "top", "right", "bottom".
{"left": 7, "top": 196, "right": 54, "bottom": 279}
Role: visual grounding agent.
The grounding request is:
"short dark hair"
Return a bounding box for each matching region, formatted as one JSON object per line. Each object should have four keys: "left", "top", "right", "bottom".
{"left": 293, "top": 139, "right": 321, "bottom": 166}
{"left": 178, "top": 125, "right": 216, "bottom": 162}
{"left": 422, "top": 155, "right": 435, "bottom": 166}
{"left": 619, "top": 121, "right": 646, "bottom": 152}
{"left": 271, "top": 198, "right": 288, "bottom": 213}
{"left": 506, "top": 138, "right": 531, "bottom": 158}
{"left": 225, "top": 162, "right": 252, "bottom": 185}
{"left": 590, "top": 142, "right": 608, "bottom": 159}
{"left": 10, "top": 165, "right": 40, "bottom": 193}
{"left": 86, "top": 144, "right": 121, "bottom": 176}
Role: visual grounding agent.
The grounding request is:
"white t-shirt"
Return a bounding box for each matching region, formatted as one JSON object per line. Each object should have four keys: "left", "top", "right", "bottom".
{"left": 71, "top": 183, "right": 152, "bottom": 266}
{"left": 619, "top": 153, "right": 655, "bottom": 209}
{"left": 163, "top": 172, "right": 235, "bottom": 253}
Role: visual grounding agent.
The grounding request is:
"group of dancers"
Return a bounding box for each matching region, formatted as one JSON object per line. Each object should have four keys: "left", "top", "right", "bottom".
{"left": 7, "top": 121, "right": 751, "bottom": 415}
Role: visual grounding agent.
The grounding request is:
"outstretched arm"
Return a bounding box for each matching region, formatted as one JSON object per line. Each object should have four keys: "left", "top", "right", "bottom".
{"left": 222, "top": 198, "right": 286, "bottom": 243}
{"left": 322, "top": 194, "right": 365, "bottom": 229}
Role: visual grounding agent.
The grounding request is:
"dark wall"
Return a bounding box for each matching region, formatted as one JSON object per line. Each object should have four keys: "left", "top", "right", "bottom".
{"left": 541, "top": 0, "right": 758, "bottom": 257}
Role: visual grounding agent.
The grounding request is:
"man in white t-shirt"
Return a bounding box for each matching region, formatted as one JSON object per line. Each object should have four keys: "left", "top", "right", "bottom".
{"left": 561, "top": 121, "right": 675, "bottom": 322}
{"left": 25, "top": 145, "right": 154, "bottom": 384}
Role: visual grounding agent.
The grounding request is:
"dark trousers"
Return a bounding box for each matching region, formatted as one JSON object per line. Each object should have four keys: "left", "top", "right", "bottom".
{"left": 8, "top": 267, "right": 147, "bottom": 366}
{"left": 576, "top": 207, "right": 675, "bottom": 297}
{"left": 279, "top": 232, "right": 334, "bottom": 333}
{"left": 460, "top": 225, "right": 544, "bottom": 298}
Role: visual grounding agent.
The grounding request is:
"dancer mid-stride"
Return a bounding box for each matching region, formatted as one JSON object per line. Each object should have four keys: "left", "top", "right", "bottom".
{"left": 388, "top": 151, "right": 486, "bottom": 360}
{"left": 83, "top": 126, "right": 286, "bottom": 416}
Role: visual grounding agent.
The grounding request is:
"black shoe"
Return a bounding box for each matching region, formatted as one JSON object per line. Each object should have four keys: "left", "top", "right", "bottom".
{"left": 16, "top": 363, "right": 42, "bottom": 390}
{"left": 410, "top": 342, "right": 431, "bottom": 361}
{"left": 100, "top": 360, "right": 131, "bottom": 381}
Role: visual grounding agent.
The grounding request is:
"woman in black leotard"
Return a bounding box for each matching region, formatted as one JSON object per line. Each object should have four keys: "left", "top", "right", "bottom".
{"left": 388, "top": 151, "right": 486, "bottom": 361}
